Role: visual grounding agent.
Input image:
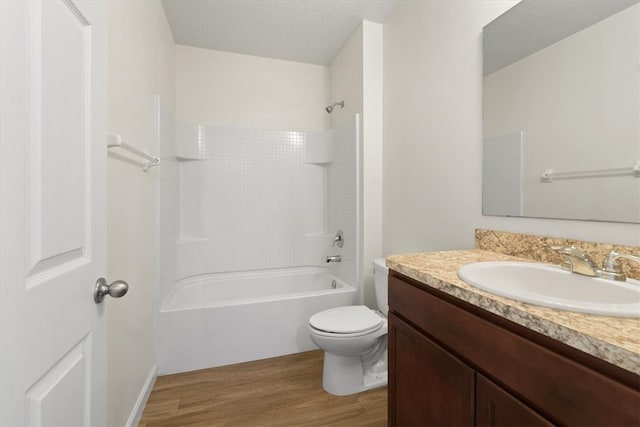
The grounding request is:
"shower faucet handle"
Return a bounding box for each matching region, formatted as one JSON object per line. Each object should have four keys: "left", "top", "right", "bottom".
{"left": 333, "top": 230, "right": 344, "bottom": 248}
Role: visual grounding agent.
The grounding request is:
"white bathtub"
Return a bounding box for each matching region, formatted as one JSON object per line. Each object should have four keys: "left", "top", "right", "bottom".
{"left": 157, "top": 266, "right": 357, "bottom": 375}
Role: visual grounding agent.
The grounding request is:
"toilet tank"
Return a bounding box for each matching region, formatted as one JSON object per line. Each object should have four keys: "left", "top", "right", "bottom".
{"left": 373, "top": 258, "right": 389, "bottom": 315}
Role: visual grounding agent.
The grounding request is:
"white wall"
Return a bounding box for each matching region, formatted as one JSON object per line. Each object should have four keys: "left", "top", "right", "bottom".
{"left": 107, "top": 1, "right": 175, "bottom": 426}
{"left": 362, "top": 22, "right": 384, "bottom": 307}
{"left": 383, "top": 0, "right": 640, "bottom": 256}
{"left": 330, "top": 26, "right": 364, "bottom": 130}
{"left": 329, "top": 22, "right": 384, "bottom": 308}
{"left": 329, "top": 25, "right": 364, "bottom": 300}
{"left": 175, "top": 45, "right": 329, "bottom": 131}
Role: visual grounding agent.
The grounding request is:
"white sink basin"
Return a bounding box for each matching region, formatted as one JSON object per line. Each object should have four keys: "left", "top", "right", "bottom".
{"left": 457, "top": 261, "right": 640, "bottom": 318}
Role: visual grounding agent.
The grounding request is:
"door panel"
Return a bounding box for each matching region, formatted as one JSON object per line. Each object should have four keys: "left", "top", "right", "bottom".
{"left": 0, "top": 1, "right": 107, "bottom": 426}
{"left": 476, "top": 374, "right": 554, "bottom": 427}
{"left": 36, "top": 0, "right": 86, "bottom": 266}
{"left": 389, "top": 313, "right": 475, "bottom": 426}
{"left": 25, "top": 336, "right": 91, "bottom": 426}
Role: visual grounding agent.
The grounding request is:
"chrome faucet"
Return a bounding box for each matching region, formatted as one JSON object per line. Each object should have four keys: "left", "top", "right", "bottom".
{"left": 326, "top": 255, "right": 341, "bottom": 263}
{"left": 551, "top": 246, "right": 640, "bottom": 282}
{"left": 551, "top": 245, "right": 599, "bottom": 277}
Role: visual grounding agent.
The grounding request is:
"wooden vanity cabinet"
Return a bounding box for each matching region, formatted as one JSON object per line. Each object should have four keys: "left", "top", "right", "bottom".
{"left": 388, "top": 270, "right": 640, "bottom": 427}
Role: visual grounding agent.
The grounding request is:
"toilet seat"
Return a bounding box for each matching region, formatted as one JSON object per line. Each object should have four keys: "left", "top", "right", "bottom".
{"left": 309, "top": 305, "right": 383, "bottom": 336}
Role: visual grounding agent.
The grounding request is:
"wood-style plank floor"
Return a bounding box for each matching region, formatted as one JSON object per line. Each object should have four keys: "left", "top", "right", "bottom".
{"left": 139, "top": 350, "right": 387, "bottom": 427}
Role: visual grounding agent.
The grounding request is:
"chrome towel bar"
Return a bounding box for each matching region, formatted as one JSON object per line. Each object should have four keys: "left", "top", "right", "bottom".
{"left": 107, "top": 133, "right": 160, "bottom": 172}
{"left": 541, "top": 161, "right": 640, "bottom": 182}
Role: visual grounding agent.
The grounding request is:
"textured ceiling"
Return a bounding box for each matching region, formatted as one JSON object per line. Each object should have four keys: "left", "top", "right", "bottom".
{"left": 161, "top": 0, "right": 403, "bottom": 65}
{"left": 484, "top": 0, "right": 639, "bottom": 75}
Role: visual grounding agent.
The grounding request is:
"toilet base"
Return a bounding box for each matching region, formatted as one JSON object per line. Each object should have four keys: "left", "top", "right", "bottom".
{"left": 321, "top": 339, "right": 388, "bottom": 396}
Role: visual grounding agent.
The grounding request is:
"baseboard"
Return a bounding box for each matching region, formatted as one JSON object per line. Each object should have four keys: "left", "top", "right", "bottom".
{"left": 126, "top": 364, "right": 157, "bottom": 427}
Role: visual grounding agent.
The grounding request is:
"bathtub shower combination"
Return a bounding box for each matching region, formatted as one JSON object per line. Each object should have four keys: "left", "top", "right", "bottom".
{"left": 157, "top": 99, "right": 360, "bottom": 375}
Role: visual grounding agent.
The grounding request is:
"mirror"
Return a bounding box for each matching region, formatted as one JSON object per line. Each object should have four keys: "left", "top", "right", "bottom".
{"left": 482, "top": 0, "right": 640, "bottom": 223}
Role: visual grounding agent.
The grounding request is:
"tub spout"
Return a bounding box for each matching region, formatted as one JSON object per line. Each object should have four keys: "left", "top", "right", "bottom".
{"left": 326, "top": 255, "right": 341, "bottom": 263}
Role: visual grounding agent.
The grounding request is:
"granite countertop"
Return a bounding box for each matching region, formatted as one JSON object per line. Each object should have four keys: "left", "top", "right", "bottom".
{"left": 386, "top": 249, "right": 640, "bottom": 376}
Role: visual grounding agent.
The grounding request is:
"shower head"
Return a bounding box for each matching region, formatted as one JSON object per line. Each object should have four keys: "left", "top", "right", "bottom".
{"left": 325, "top": 100, "right": 344, "bottom": 114}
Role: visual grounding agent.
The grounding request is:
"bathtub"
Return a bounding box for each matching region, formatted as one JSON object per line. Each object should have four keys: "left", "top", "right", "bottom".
{"left": 157, "top": 266, "right": 357, "bottom": 375}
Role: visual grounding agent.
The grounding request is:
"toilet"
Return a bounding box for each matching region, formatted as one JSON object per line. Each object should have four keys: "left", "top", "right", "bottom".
{"left": 308, "top": 258, "right": 389, "bottom": 396}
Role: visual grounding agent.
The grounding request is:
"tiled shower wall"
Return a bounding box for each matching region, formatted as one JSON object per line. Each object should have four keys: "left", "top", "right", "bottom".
{"left": 175, "top": 126, "right": 326, "bottom": 277}
{"left": 158, "top": 108, "right": 359, "bottom": 301}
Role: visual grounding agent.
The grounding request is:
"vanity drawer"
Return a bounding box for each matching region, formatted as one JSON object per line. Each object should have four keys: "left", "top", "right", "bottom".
{"left": 389, "top": 272, "right": 640, "bottom": 426}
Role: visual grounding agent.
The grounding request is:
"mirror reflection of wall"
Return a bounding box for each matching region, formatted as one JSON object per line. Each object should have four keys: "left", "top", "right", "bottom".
{"left": 483, "top": 0, "right": 640, "bottom": 223}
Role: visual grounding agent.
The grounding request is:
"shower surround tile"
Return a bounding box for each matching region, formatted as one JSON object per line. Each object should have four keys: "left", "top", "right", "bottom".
{"left": 160, "top": 116, "right": 359, "bottom": 283}
{"left": 176, "top": 126, "right": 319, "bottom": 275}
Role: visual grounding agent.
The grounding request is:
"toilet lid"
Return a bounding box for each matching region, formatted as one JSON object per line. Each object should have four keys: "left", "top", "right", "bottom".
{"left": 309, "top": 305, "right": 382, "bottom": 334}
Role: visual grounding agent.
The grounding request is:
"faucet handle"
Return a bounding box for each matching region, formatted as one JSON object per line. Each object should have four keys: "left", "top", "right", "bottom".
{"left": 333, "top": 229, "right": 344, "bottom": 248}
{"left": 606, "top": 251, "right": 640, "bottom": 264}
{"left": 601, "top": 251, "right": 640, "bottom": 281}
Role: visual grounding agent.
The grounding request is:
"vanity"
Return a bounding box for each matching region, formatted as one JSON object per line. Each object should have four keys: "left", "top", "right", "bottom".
{"left": 388, "top": 0, "right": 640, "bottom": 422}
{"left": 387, "top": 249, "right": 640, "bottom": 426}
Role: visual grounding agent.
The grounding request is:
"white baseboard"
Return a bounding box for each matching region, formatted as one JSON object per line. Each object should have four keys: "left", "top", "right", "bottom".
{"left": 126, "top": 365, "right": 157, "bottom": 427}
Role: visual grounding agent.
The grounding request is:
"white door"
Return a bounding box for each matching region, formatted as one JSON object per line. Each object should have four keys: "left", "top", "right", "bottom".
{"left": 0, "top": 1, "right": 109, "bottom": 426}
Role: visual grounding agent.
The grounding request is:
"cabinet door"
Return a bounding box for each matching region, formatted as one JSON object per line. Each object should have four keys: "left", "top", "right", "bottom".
{"left": 476, "top": 374, "right": 554, "bottom": 427}
{"left": 389, "top": 313, "right": 474, "bottom": 427}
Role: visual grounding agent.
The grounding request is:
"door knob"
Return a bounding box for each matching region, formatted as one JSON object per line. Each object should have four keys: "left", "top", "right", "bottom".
{"left": 94, "top": 278, "right": 129, "bottom": 303}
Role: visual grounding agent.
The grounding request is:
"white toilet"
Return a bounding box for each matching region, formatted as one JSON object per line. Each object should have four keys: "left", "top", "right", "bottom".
{"left": 308, "top": 258, "right": 389, "bottom": 396}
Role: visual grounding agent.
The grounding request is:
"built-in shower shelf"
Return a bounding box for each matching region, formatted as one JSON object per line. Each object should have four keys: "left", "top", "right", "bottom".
{"left": 174, "top": 120, "right": 207, "bottom": 160}
{"left": 305, "top": 159, "right": 334, "bottom": 165}
{"left": 305, "top": 131, "right": 334, "bottom": 164}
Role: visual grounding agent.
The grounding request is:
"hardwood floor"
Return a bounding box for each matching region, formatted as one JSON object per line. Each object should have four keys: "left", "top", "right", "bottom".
{"left": 139, "top": 350, "right": 387, "bottom": 426}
